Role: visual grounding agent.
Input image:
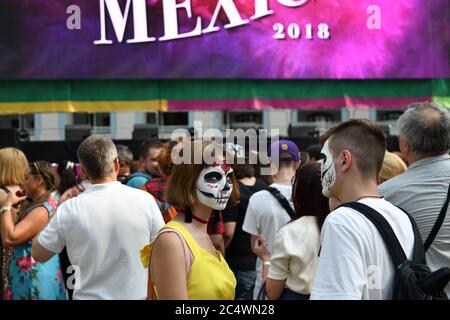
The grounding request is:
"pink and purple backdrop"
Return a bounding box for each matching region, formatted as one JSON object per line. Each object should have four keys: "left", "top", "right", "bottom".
{"left": 0, "top": 0, "right": 449, "bottom": 79}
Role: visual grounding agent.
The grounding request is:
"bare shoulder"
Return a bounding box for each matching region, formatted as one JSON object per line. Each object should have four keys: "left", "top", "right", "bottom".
{"left": 151, "top": 230, "right": 188, "bottom": 276}
{"left": 152, "top": 231, "right": 186, "bottom": 255}
{"left": 26, "top": 205, "right": 50, "bottom": 220}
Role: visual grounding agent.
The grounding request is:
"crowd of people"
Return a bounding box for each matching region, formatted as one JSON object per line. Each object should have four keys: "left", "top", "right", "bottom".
{"left": 0, "top": 102, "right": 449, "bottom": 300}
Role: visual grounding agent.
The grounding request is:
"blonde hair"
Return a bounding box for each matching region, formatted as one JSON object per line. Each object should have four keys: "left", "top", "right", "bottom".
{"left": 378, "top": 151, "right": 407, "bottom": 184}
{"left": 0, "top": 147, "right": 28, "bottom": 187}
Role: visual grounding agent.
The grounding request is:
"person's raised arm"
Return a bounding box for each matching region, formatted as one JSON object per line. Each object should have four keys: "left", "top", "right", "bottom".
{"left": 1, "top": 190, "right": 45, "bottom": 247}
{"left": 252, "top": 234, "right": 286, "bottom": 299}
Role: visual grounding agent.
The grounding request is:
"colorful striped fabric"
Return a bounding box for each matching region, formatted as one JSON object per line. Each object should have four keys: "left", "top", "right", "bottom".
{"left": 0, "top": 79, "right": 448, "bottom": 115}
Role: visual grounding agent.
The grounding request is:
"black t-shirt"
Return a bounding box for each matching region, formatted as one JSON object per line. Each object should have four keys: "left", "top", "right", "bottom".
{"left": 223, "top": 179, "right": 267, "bottom": 271}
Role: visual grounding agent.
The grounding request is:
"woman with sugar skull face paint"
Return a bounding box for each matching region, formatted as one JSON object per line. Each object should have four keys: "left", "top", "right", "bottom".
{"left": 140, "top": 141, "right": 240, "bottom": 300}
{"left": 195, "top": 162, "right": 234, "bottom": 211}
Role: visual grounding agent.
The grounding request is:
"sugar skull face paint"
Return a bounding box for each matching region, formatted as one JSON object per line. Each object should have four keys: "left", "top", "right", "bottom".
{"left": 196, "top": 159, "right": 233, "bottom": 210}
{"left": 320, "top": 140, "right": 336, "bottom": 198}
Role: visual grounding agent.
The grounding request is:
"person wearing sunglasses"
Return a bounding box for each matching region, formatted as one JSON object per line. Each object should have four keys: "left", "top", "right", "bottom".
{"left": 1, "top": 161, "right": 66, "bottom": 300}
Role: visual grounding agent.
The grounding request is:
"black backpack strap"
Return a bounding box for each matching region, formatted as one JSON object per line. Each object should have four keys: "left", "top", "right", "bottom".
{"left": 339, "top": 202, "right": 407, "bottom": 268}
{"left": 424, "top": 182, "right": 450, "bottom": 252}
{"left": 267, "top": 187, "right": 296, "bottom": 219}
{"left": 394, "top": 205, "right": 426, "bottom": 262}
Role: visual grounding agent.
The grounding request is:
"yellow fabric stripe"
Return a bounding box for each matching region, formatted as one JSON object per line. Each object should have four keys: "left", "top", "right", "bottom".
{"left": 0, "top": 100, "right": 168, "bottom": 115}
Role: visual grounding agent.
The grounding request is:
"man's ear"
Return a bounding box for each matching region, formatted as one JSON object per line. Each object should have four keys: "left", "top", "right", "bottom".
{"left": 114, "top": 158, "right": 120, "bottom": 173}
{"left": 340, "top": 150, "right": 352, "bottom": 172}
{"left": 139, "top": 156, "right": 146, "bottom": 168}
{"left": 399, "top": 138, "right": 410, "bottom": 155}
{"left": 80, "top": 165, "right": 88, "bottom": 180}
{"left": 294, "top": 160, "right": 301, "bottom": 170}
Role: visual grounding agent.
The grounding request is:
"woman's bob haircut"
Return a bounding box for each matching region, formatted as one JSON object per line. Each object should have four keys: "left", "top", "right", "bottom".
{"left": 167, "top": 140, "right": 240, "bottom": 211}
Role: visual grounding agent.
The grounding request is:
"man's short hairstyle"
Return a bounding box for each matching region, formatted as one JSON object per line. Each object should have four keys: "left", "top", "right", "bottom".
{"left": 167, "top": 140, "right": 240, "bottom": 210}
{"left": 116, "top": 144, "right": 133, "bottom": 165}
{"left": 77, "top": 135, "right": 118, "bottom": 180}
{"left": 398, "top": 102, "right": 450, "bottom": 157}
{"left": 139, "top": 138, "right": 162, "bottom": 159}
{"left": 320, "top": 119, "right": 386, "bottom": 179}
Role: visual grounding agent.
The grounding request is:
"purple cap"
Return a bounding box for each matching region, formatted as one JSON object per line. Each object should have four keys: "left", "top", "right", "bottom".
{"left": 269, "top": 140, "right": 300, "bottom": 162}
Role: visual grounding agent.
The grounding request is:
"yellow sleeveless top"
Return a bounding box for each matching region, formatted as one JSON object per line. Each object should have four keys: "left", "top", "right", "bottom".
{"left": 140, "top": 220, "right": 236, "bottom": 300}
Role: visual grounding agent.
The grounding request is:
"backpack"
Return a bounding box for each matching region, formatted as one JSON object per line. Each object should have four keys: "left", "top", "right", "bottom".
{"left": 340, "top": 202, "right": 450, "bottom": 300}
{"left": 123, "top": 171, "right": 152, "bottom": 186}
{"left": 139, "top": 182, "right": 177, "bottom": 223}
{"left": 267, "top": 187, "right": 296, "bottom": 219}
{"left": 155, "top": 196, "right": 178, "bottom": 223}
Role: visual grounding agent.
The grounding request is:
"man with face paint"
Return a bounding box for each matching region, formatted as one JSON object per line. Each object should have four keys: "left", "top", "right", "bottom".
{"left": 320, "top": 140, "right": 337, "bottom": 198}
{"left": 310, "top": 119, "right": 415, "bottom": 300}
{"left": 243, "top": 139, "right": 301, "bottom": 299}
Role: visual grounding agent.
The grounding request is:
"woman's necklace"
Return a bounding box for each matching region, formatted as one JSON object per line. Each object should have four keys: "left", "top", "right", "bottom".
{"left": 191, "top": 214, "right": 209, "bottom": 224}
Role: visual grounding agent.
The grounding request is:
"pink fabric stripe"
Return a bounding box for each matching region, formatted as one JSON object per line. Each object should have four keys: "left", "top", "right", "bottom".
{"left": 168, "top": 97, "right": 432, "bottom": 111}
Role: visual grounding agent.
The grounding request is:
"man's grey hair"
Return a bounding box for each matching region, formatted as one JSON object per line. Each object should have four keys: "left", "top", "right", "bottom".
{"left": 398, "top": 102, "right": 450, "bottom": 157}
{"left": 77, "top": 135, "right": 118, "bottom": 180}
{"left": 116, "top": 144, "right": 133, "bottom": 165}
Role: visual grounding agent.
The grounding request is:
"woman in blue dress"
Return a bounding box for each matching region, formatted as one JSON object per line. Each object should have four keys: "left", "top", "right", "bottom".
{"left": 1, "top": 161, "right": 66, "bottom": 300}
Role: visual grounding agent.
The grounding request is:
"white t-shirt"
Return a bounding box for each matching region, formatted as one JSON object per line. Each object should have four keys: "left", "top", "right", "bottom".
{"left": 38, "top": 181, "right": 165, "bottom": 300}
{"left": 269, "top": 216, "right": 320, "bottom": 295}
{"left": 242, "top": 183, "right": 293, "bottom": 299}
{"left": 310, "top": 198, "right": 415, "bottom": 300}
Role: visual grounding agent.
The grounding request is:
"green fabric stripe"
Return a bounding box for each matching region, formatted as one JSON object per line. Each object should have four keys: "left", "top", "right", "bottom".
{"left": 0, "top": 79, "right": 447, "bottom": 103}
{"left": 432, "top": 79, "right": 450, "bottom": 97}
{"left": 161, "top": 79, "right": 435, "bottom": 100}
